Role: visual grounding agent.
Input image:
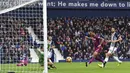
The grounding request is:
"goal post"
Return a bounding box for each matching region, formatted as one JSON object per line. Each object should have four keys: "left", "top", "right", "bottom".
{"left": 0, "top": 0, "right": 48, "bottom": 73}
{"left": 43, "top": 0, "right": 48, "bottom": 73}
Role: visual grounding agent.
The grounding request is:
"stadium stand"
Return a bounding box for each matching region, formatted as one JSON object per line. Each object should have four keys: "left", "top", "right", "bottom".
{"left": 0, "top": 3, "right": 130, "bottom": 63}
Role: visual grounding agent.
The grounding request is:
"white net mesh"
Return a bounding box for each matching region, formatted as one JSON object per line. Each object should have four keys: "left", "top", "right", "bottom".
{"left": 0, "top": 0, "right": 39, "bottom": 14}
{"left": 0, "top": 0, "right": 44, "bottom": 73}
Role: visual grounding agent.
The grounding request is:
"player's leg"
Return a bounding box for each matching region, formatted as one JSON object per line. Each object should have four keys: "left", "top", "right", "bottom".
{"left": 95, "top": 55, "right": 104, "bottom": 63}
{"left": 39, "top": 53, "right": 44, "bottom": 66}
{"left": 112, "top": 48, "right": 122, "bottom": 66}
{"left": 47, "top": 51, "right": 56, "bottom": 69}
{"left": 104, "top": 47, "right": 116, "bottom": 66}
{"left": 48, "top": 59, "right": 56, "bottom": 69}
{"left": 23, "top": 57, "right": 28, "bottom": 66}
{"left": 95, "top": 47, "right": 104, "bottom": 63}
{"left": 98, "top": 47, "right": 114, "bottom": 68}
{"left": 17, "top": 57, "right": 28, "bottom": 66}
{"left": 98, "top": 52, "right": 112, "bottom": 68}
{"left": 113, "top": 55, "right": 122, "bottom": 63}
{"left": 86, "top": 46, "right": 104, "bottom": 67}
{"left": 17, "top": 60, "right": 24, "bottom": 66}
{"left": 88, "top": 52, "right": 98, "bottom": 64}
{"left": 104, "top": 53, "right": 111, "bottom": 63}
{"left": 86, "top": 51, "right": 99, "bottom": 67}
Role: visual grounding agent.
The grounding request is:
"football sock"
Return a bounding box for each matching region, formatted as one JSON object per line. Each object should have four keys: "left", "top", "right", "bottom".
{"left": 95, "top": 57, "right": 104, "bottom": 63}
{"left": 50, "top": 64, "right": 56, "bottom": 68}
{"left": 104, "top": 57, "right": 109, "bottom": 62}
{"left": 113, "top": 56, "right": 122, "bottom": 63}
{"left": 88, "top": 57, "right": 95, "bottom": 64}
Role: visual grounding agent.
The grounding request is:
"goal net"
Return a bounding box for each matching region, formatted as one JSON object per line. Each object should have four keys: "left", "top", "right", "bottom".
{"left": 0, "top": 0, "right": 39, "bottom": 14}
{"left": 0, "top": 0, "right": 47, "bottom": 73}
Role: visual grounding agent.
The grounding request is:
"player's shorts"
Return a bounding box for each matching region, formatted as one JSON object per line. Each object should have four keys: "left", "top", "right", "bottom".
{"left": 94, "top": 46, "right": 103, "bottom": 53}
{"left": 108, "top": 46, "right": 117, "bottom": 54}
{"left": 48, "top": 51, "right": 52, "bottom": 58}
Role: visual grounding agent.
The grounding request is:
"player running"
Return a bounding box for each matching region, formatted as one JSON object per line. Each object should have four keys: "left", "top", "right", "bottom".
{"left": 98, "top": 27, "right": 122, "bottom": 68}
{"left": 85, "top": 31, "right": 106, "bottom": 67}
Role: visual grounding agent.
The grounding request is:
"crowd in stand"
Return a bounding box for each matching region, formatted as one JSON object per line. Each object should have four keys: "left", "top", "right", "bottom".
{"left": 48, "top": 17, "right": 130, "bottom": 60}
{"left": 0, "top": 16, "right": 130, "bottom": 63}
{"left": 0, "top": 17, "right": 31, "bottom": 63}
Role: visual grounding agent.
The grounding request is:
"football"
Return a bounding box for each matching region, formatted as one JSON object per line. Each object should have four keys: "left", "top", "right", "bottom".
{"left": 66, "top": 57, "right": 72, "bottom": 62}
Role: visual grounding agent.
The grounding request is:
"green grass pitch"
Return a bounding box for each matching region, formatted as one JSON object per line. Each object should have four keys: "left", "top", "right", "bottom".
{"left": 0, "top": 62, "right": 130, "bottom": 73}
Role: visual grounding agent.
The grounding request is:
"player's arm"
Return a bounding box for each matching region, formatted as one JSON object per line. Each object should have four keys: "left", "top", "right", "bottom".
{"left": 86, "top": 36, "right": 95, "bottom": 40}
{"left": 51, "top": 45, "right": 55, "bottom": 48}
{"left": 98, "top": 37, "right": 104, "bottom": 47}
{"left": 113, "top": 36, "right": 122, "bottom": 43}
{"left": 50, "top": 41, "right": 55, "bottom": 48}
{"left": 110, "top": 36, "right": 122, "bottom": 43}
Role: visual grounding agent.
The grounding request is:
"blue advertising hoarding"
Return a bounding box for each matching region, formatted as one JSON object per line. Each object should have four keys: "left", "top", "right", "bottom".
{"left": 46, "top": 0, "right": 130, "bottom": 9}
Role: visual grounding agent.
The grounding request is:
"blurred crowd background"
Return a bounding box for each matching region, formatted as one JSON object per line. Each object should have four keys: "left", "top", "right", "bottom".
{"left": 0, "top": 0, "right": 130, "bottom": 63}
{"left": 0, "top": 16, "right": 130, "bottom": 63}
{"left": 47, "top": 17, "right": 130, "bottom": 60}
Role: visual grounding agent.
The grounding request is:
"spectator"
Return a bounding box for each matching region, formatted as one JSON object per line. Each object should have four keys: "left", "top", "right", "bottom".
{"left": 0, "top": 16, "right": 130, "bottom": 62}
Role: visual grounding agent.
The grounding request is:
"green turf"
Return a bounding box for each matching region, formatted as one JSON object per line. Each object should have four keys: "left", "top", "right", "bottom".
{"left": 0, "top": 62, "right": 130, "bottom": 73}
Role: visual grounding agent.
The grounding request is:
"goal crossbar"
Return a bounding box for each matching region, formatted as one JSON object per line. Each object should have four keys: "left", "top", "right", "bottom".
{"left": 0, "top": 0, "right": 39, "bottom": 14}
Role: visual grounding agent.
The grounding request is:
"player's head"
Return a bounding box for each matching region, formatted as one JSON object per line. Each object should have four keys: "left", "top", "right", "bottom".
{"left": 89, "top": 31, "right": 95, "bottom": 37}
{"left": 48, "top": 36, "right": 52, "bottom": 41}
{"left": 111, "top": 27, "right": 116, "bottom": 33}
{"left": 86, "top": 31, "right": 96, "bottom": 38}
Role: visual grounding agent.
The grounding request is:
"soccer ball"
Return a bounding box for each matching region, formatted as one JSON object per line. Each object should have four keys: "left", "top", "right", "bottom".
{"left": 66, "top": 57, "right": 72, "bottom": 62}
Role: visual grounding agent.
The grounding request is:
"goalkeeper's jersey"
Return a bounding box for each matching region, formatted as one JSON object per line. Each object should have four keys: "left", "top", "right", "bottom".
{"left": 40, "top": 51, "right": 44, "bottom": 55}
{"left": 39, "top": 51, "right": 44, "bottom": 65}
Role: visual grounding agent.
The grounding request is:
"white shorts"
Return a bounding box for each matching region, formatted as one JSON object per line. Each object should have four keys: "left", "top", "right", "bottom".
{"left": 48, "top": 51, "right": 52, "bottom": 58}
{"left": 108, "top": 46, "right": 117, "bottom": 54}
